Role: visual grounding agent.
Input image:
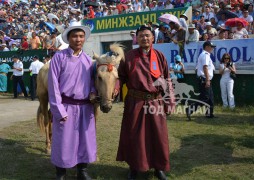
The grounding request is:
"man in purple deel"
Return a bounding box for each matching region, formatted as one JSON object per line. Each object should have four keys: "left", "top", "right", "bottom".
{"left": 48, "top": 21, "right": 96, "bottom": 180}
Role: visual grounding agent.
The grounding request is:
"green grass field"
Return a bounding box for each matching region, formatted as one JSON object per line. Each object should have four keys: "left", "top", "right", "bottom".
{"left": 0, "top": 103, "right": 253, "bottom": 180}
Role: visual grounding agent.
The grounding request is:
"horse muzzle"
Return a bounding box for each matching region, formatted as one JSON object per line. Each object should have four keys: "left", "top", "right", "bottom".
{"left": 100, "top": 104, "right": 112, "bottom": 113}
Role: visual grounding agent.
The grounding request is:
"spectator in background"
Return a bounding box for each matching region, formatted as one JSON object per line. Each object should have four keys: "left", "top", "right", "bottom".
{"left": 186, "top": 24, "right": 200, "bottom": 43}
{"left": 87, "top": 6, "right": 95, "bottom": 19}
{"left": 217, "top": 13, "right": 227, "bottom": 27}
{"left": 170, "top": 55, "right": 185, "bottom": 83}
{"left": 165, "top": 0, "right": 174, "bottom": 9}
{"left": 202, "top": 5, "right": 216, "bottom": 21}
{"left": 126, "top": 3, "right": 134, "bottom": 13}
{"left": 142, "top": 2, "right": 150, "bottom": 11}
{"left": 248, "top": 4, "right": 254, "bottom": 17}
{"left": 179, "top": 13, "right": 189, "bottom": 30}
{"left": 210, "top": 17, "right": 218, "bottom": 28}
{"left": 240, "top": 10, "right": 253, "bottom": 33}
{"left": 0, "top": 59, "right": 11, "bottom": 94}
{"left": 130, "top": 30, "right": 137, "bottom": 45}
{"left": 150, "top": 1, "right": 158, "bottom": 11}
{"left": 234, "top": 4, "right": 242, "bottom": 17}
{"left": 203, "top": 21, "right": 217, "bottom": 40}
{"left": 10, "top": 42, "right": 18, "bottom": 51}
{"left": 232, "top": 22, "right": 249, "bottom": 39}
{"left": 219, "top": 53, "right": 236, "bottom": 109}
{"left": 163, "top": 24, "right": 171, "bottom": 43}
{"left": 157, "top": 1, "right": 165, "bottom": 10}
{"left": 43, "top": 55, "right": 52, "bottom": 64}
{"left": 191, "top": 0, "right": 201, "bottom": 8}
{"left": 152, "top": 23, "right": 160, "bottom": 43}
{"left": 95, "top": 8, "right": 103, "bottom": 18}
{"left": 28, "top": 55, "right": 44, "bottom": 101}
{"left": 200, "top": 33, "right": 209, "bottom": 41}
{"left": 170, "top": 22, "right": 186, "bottom": 56}
{"left": 112, "top": 5, "right": 119, "bottom": 15}
{"left": 11, "top": 55, "right": 28, "bottom": 99}
{"left": 102, "top": 7, "right": 109, "bottom": 16}
{"left": 196, "top": 15, "right": 206, "bottom": 35}
{"left": 0, "top": 43, "right": 9, "bottom": 51}
{"left": 186, "top": 41, "right": 216, "bottom": 120}
{"left": 133, "top": 0, "right": 142, "bottom": 12}
{"left": 213, "top": 30, "right": 227, "bottom": 40}
{"left": 30, "top": 32, "right": 41, "bottom": 50}
{"left": 157, "top": 24, "right": 165, "bottom": 43}
{"left": 192, "top": 9, "right": 201, "bottom": 24}
{"left": 228, "top": 31, "right": 235, "bottom": 39}
{"left": 21, "top": 36, "right": 29, "bottom": 50}
{"left": 174, "top": 0, "right": 184, "bottom": 8}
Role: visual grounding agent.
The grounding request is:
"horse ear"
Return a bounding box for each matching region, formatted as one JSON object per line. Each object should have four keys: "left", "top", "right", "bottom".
{"left": 93, "top": 51, "right": 100, "bottom": 60}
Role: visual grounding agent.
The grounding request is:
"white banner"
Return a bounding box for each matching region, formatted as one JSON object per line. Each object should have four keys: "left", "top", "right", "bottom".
{"left": 134, "top": 39, "right": 254, "bottom": 73}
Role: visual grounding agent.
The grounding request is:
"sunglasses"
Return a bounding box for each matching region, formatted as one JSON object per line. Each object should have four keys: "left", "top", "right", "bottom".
{"left": 224, "top": 57, "right": 230, "bottom": 59}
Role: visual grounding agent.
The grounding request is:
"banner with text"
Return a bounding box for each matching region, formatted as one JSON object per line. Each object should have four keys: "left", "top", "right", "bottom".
{"left": 82, "top": 7, "right": 187, "bottom": 33}
{"left": 134, "top": 39, "right": 254, "bottom": 72}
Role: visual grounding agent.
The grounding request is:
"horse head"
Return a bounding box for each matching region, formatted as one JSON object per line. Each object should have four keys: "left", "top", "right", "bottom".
{"left": 93, "top": 43, "right": 125, "bottom": 113}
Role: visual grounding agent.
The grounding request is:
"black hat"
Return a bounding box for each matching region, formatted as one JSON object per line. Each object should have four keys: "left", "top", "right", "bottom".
{"left": 203, "top": 41, "right": 216, "bottom": 48}
{"left": 12, "top": 55, "right": 19, "bottom": 59}
{"left": 33, "top": 55, "right": 39, "bottom": 59}
{"left": 136, "top": 25, "right": 153, "bottom": 36}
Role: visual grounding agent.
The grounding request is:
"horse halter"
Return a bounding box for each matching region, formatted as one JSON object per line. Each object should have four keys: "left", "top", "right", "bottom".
{"left": 95, "top": 63, "right": 118, "bottom": 103}
{"left": 97, "top": 63, "right": 114, "bottom": 72}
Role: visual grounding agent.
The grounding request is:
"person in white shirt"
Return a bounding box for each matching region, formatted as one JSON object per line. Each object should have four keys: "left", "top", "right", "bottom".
{"left": 0, "top": 43, "right": 10, "bottom": 51}
{"left": 165, "top": 0, "right": 174, "bottom": 9}
{"left": 152, "top": 23, "right": 160, "bottom": 43}
{"left": 29, "top": 55, "right": 44, "bottom": 100}
{"left": 232, "top": 22, "right": 249, "bottom": 39}
{"left": 43, "top": 55, "right": 52, "bottom": 64}
{"left": 186, "top": 41, "right": 216, "bottom": 120}
{"left": 219, "top": 53, "right": 236, "bottom": 109}
{"left": 142, "top": 2, "right": 150, "bottom": 11}
{"left": 11, "top": 55, "right": 28, "bottom": 99}
{"left": 202, "top": 6, "right": 216, "bottom": 21}
{"left": 133, "top": 0, "right": 142, "bottom": 12}
{"left": 240, "top": 10, "right": 253, "bottom": 32}
{"left": 126, "top": 3, "right": 134, "bottom": 13}
{"left": 186, "top": 24, "right": 200, "bottom": 43}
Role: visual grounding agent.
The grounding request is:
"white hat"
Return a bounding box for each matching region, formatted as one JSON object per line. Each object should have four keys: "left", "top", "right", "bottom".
{"left": 62, "top": 21, "right": 91, "bottom": 44}
{"left": 205, "top": 21, "right": 212, "bottom": 26}
{"left": 188, "top": 24, "right": 196, "bottom": 29}
{"left": 180, "top": 13, "right": 188, "bottom": 20}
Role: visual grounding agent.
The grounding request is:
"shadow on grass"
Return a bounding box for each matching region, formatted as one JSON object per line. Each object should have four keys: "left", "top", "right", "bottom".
{"left": 170, "top": 134, "right": 254, "bottom": 177}
{"left": 194, "top": 114, "right": 254, "bottom": 126}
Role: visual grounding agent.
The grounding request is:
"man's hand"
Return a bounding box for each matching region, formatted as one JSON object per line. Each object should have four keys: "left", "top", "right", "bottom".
{"left": 89, "top": 92, "right": 97, "bottom": 104}
{"left": 205, "top": 80, "right": 210, "bottom": 88}
{"left": 60, "top": 116, "right": 68, "bottom": 123}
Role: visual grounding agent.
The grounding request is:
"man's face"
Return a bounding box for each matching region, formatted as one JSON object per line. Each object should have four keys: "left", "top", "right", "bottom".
{"left": 137, "top": 30, "right": 154, "bottom": 49}
{"left": 206, "top": 46, "right": 214, "bottom": 53}
{"left": 68, "top": 30, "right": 86, "bottom": 51}
{"left": 243, "top": 12, "right": 248, "bottom": 17}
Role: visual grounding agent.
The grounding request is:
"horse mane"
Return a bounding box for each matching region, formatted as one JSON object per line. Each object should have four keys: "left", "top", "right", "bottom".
{"left": 109, "top": 43, "right": 125, "bottom": 62}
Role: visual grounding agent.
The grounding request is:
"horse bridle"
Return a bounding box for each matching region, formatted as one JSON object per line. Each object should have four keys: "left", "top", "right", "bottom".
{"left": 94, "top": 63, "right": 118, "bottom": 103}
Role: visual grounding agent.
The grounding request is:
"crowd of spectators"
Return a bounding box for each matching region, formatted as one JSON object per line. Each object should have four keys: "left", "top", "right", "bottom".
{"left": 0, "top": 0, "right": 254, "bottom": 52}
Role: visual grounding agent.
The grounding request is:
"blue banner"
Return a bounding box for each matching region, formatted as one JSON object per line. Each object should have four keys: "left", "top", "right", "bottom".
{"left": 134, "top": 39, "right": 254, "bottom": 72}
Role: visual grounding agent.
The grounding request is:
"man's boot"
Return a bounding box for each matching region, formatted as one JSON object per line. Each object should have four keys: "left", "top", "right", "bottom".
{"left": 77, "top": 163, "right": 92, "bottom": 180}
{"left": 56, "top": 166, "right": 66, "bottom": 180}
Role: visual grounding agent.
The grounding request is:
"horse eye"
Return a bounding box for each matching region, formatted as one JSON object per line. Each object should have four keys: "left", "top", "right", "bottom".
{"left": 113, "top": 52, "right": 119, "bottom": 56}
